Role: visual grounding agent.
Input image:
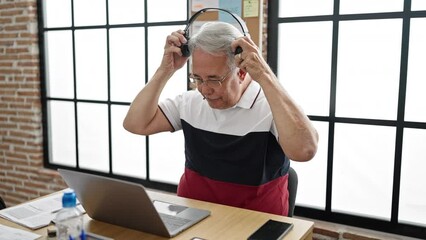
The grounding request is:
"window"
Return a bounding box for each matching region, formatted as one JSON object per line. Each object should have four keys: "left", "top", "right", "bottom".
{"left": 269, "top": 0, "right": 426, "bottom": 238}
{"left": 39, "top": 0, "right": 426, "bottom": 238}
{"left": 39, "top": 0, "right": 188, "bottom": 190}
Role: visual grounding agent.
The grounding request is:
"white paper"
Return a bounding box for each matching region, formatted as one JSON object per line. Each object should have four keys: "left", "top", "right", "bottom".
{"left": 0, "top": 189, "right": 83, "bottom": 229}
{"left": 0, "top": 224, "right": 41, "bottom": 240}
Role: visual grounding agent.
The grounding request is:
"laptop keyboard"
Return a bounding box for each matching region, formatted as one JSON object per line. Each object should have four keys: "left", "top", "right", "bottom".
{"left": 159, "top": 213, "right": 192, "bottom": 231}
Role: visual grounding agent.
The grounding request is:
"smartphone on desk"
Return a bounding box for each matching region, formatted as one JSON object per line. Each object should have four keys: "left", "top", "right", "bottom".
{"left": 247, "top": 219, "right": 293, "bottom": 240}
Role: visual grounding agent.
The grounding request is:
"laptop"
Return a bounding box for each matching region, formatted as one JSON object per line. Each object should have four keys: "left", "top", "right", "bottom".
{"left": 58, "top": 169, "right": 211, "bottom": 238}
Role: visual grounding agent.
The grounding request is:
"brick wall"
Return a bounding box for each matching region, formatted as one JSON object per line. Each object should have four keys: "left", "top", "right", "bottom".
{"left": 0, "top": 0, "right": 66, "bottom": 208}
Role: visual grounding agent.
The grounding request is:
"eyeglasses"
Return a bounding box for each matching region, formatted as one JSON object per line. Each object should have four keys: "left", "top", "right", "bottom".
{"left": 188, "top": 70, "right": 232, "bottom": 88}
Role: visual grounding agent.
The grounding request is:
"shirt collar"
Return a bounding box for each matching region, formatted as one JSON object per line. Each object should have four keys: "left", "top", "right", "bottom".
{"left": 235, "top": 81, "right": 261, "bottom": 109}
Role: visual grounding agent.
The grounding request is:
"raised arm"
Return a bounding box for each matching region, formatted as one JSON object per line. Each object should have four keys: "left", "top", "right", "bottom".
{"left": 123, "top": 30, "right": 188, "bottom": 135}
{"left": 232, "top": 37, "right": 319, "bottom": 162}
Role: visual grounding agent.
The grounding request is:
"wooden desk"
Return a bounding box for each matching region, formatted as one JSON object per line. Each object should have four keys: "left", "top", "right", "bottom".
{"left": 0, "top": 190, "right": 314, "bottom": 240}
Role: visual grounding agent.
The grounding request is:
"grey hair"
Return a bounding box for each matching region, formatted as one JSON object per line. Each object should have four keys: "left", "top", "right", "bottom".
{"left": 188, "top": 21, "right": 243, "bottom": 69}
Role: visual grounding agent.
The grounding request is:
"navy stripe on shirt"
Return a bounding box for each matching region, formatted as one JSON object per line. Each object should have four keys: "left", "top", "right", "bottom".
{"left": 182, "top": 120, "right": 289, "bottom": 186}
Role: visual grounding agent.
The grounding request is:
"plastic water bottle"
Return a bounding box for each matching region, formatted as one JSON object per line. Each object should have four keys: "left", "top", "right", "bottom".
{"left": 55, "top": 190, "right": 85, "bottom": 240}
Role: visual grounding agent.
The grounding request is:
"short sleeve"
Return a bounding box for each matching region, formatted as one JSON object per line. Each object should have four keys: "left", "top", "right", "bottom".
{"left": 159, "top": 94, "right": 183, "bottom": 131}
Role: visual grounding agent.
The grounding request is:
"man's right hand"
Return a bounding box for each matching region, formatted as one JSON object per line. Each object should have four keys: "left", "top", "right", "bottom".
{"left": 160, "top": 30, "right": 189, "bottom": 73}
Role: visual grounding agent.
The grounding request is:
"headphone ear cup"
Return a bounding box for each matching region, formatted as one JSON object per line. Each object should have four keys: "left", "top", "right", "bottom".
{"left": 181, "top": 43, "right": 191, "bottom": 57}
{"left": 235, "top": 46, "right": 243, "bottom": 55}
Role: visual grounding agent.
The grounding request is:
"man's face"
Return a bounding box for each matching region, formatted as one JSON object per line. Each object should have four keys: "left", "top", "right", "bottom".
{"left": 191, "top": 49, "right": 241, "bottom": 109}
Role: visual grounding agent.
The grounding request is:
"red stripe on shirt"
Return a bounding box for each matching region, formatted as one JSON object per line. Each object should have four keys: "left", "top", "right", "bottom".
{"left": 177, "top": 168, "right": 289, "bottom": 216}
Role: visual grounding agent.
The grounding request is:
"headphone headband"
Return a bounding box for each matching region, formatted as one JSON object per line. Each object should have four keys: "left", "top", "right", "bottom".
{"left": 180, "top": 8, "right": 249, "bottom": 57}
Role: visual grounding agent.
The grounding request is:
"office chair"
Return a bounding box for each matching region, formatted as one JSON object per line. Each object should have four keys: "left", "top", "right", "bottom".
{"left": 0, "top": 196, "right": 6, "bottom": 210}
{"left": 287, "top": 167, "right": 298, "bottom": 217}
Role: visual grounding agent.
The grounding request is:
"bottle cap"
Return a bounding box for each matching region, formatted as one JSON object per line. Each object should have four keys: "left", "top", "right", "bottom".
{"left": 47, "top": 227, "right": 57, "bottom": 237}
{"left": 62, "top": 190, "right": 77, "bottom": 208}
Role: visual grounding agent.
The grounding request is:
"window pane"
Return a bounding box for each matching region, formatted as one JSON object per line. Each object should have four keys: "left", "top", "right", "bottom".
{"left": 110, "top": 28, "right": 146, "bottom": 102}
{"left": 278, "top": 22, "right": 332, "bottom": 116}
{"left": 332, "top": 123, "right": 395, "bottom": 220}
{"left": 340, "top": 0, "right": 403, "bottom": 14}
{"left": 111, "top": 105, "right": 146, "bottom": 179}
{"left": 108, "top": 0, "right": 145, "bottom": 24}
{"left": 146, "top": 25, "right": 188, "bottom": 184}
{"left": 412, "top": 0, "right": 426, "bottom": 10}
{"left": 399, "top": 128, "right": 426, "bottom": 227}
{"left": 292, "top": 121, "right": 328, "bottom": 209}
{"left": 149, "top": 132, "right": 185, "bottom": 184}
{"left": 279, "top": 0, "right": 333, "bottom": 17}
{"left": 405, "top": 18, "right": 426, "bottom": 122}
{"left": 73, "top": 0, "right": 106, "bottom": 26}
{"left": 48, "top": 101, "right": 76, "bottom": 166}
{"left": 336, "top": 19, "right": 402, "bottom": 120}
{"left": 45, "top": 31, "right": 74, "bottom": 98}
{"left": 148, "top": 26, "right": 188, "bottom": 101}
{"left": 43, "top": 0, "right": 71, "bottom": 28}
{"left": 147, "top": 0, "right": 186, "bottom": 22}
{"left": 77, "top": 103, "right": 109, "bottom": 172}
{"left": 75, "top": 29, "right": 108, "bottom": 100}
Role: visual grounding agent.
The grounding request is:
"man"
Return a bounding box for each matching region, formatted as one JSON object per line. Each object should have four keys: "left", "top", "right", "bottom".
{"left": 123, "top": 22, "right": 318, "bottom": 216}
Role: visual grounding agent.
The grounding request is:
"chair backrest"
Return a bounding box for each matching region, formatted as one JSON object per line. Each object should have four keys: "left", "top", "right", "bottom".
{"left": 0, "top": 196, "right": 6, "bottom": 210}
{"left": 287, "top": 167, "right": 298, "bottom": 217}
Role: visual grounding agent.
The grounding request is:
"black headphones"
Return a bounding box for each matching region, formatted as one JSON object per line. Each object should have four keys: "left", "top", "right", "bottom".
{"left": 180, "top": 8, "right": 249, "bottom": 57}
